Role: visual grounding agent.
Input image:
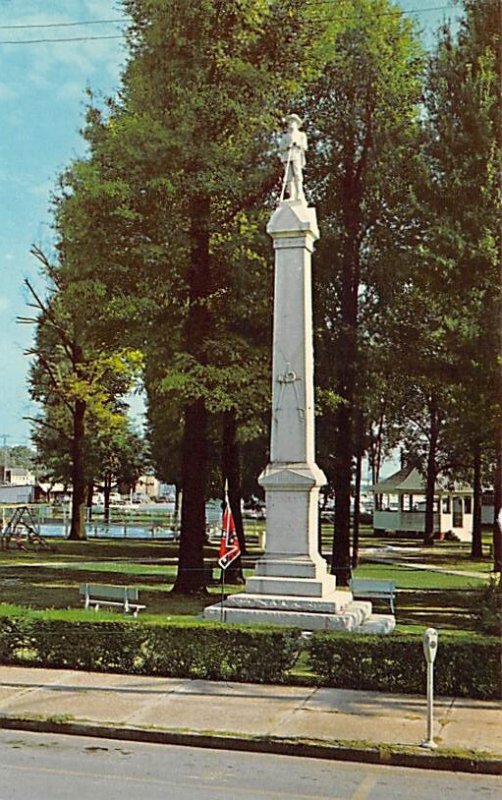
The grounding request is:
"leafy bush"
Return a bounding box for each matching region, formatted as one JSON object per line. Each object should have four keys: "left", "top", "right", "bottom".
{"left": 1, "top": 607, "right": 499, "bottom": 698}
{"left": 0, "top": 611, "right": 33, "bottom": 662}
{"left": 308, "top": 632, "right": 501, "bottom": 700}
{"left": 474, "top": 578, "right": 502, "bottom": 636}
{"left": 0, "top": 609, "right": 300, "bottom": 683}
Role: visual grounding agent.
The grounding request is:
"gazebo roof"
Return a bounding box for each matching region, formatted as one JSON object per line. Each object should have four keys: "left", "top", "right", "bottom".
{"left": 372, "top": 467, "right": 472, "bottom": 495}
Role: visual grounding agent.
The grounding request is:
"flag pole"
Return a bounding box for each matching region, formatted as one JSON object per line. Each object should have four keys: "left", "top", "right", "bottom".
{"left": 218, "top": 478, "right": 240, "bottom": 623}
{"left": 220, "top": 566, "right": 225, "bottom": 623}
{"left": 220, "top": 479, "right": 229, "bottom": 622}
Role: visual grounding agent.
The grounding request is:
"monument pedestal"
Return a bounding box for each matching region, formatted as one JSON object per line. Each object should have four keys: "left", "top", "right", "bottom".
{"left": 203, "top": 198, "right": 394, "bottom": 633}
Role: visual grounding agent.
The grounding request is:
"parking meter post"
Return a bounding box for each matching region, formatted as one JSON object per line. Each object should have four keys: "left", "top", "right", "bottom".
{"left": 421, "top": 627, "right": 438, "bottom": 750}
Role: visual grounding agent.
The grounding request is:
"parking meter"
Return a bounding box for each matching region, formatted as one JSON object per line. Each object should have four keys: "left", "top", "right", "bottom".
{"left": 422, "top": 628, "right": 438, "bottom": 749}
{"left": 423, "top": 628, "right": 438, "bottom": 665}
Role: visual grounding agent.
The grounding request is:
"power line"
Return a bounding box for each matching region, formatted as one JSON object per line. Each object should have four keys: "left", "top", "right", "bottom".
{"left": 0, "top": 18, "right": 128, "bottom": 30}
{"left": 0, "top": 2, "right": 470, "bottom": 45}
{"left": 303, "top": 1, "right": 465, "bottom": 15}
{"left": 0, "top": 34, "right": 123, "bottom": 44}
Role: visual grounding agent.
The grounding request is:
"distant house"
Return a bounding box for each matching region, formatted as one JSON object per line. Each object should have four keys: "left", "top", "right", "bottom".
{"left": 0, "top": 467, "right": 35, "bottom": 486}
{"left": 134, "top": 475, "right": 160, "bottom": 500}
{"left": 37, "top": 483, "right": 69, "bottom": 504}
{"left": 0, "top": 466, "right": 38, "bottom": 504}
{"left": 0, "top": 484, "right": 36, "bottom": 504}
{"left": 371, "top": 467, "right": 474, "bottom": 542}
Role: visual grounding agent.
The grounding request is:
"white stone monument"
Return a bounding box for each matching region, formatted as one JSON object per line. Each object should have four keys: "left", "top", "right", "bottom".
{"left": 204, "top": 117, "right": 395, "bottom": 633}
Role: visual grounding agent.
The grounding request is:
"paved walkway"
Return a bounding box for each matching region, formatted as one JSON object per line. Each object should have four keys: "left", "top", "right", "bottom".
{"left": 0, "top": 666, "right": 500, "bottom": 774}
{"left": 360, "top": 546, "right": 492, "bottom": 580}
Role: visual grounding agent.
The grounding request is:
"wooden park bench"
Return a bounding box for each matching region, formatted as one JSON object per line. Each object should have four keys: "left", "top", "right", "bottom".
{"left": 79, "top": 583, "right": 146, "bottom": 617}
{"left": 349, "top": 578, "right": 396, "bottom": 614}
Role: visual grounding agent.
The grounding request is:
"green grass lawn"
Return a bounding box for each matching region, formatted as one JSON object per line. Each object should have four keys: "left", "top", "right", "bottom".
{"left": 0, "top": 530, "right": 494, "bottom": 632}
{"left": 353, "top": 562, "right": 486, "bottom": 589}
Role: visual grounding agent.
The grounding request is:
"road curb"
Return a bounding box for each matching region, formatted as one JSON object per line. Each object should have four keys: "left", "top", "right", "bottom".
{"left": 0, "top": 715, "right": 500, "bottom": 775}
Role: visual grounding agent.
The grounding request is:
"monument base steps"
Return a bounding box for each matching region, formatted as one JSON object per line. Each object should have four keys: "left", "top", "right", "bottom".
{"left": 202, "top": 593, "right": 395, "bottom": 634}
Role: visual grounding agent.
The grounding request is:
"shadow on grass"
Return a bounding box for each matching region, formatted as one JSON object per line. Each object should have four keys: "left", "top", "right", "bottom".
{"left": 0, "top": 535, "right": 484, "bottom": 630}
{"left": 394, "top": 589, "right": 477, "bottom": 631}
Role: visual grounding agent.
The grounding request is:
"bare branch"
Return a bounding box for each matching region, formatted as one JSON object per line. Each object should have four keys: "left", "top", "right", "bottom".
{"left": 24, "top": 277, "right": 75, "bottom": 361}
{"left": 23, "top": 416, "right": 72, "bottom": 443}
{"left": 32, "top": 352, "right": 74, "bottom": 414}
{"left": 17, "top": 316, "right": 39, "bottom": 325}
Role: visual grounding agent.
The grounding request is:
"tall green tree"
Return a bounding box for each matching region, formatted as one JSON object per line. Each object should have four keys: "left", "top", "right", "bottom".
{"left": 55, "top": 0, "right": 330, "bottom": 591}
{"left": 90, "top": 424, "right": 147, "bottom": 522}
{"left": 418, "top": 0, "right": 501, "bottom": 559}
{"left": 23, "top": 249, "right": 142, "bottom": 540}
{"left": 306, "top": 0, "right": 424, "bottom": 583}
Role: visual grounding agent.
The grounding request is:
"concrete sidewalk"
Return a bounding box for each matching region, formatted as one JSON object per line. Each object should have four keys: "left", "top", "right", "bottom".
{"left": 0, "top": 666, "right": 500, "bottom": 774}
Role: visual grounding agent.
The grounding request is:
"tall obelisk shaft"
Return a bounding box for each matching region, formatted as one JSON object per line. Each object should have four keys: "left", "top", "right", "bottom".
{"left": 247, "top": 198, "right": 334, "bottom": 595}
{"left": 268, "top": 201, "right": 319, "bottom": 465}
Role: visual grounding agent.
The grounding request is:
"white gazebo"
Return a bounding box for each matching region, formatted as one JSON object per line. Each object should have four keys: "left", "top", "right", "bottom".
{"left": 372, "top": 467, "right": 474, "bottom": 542}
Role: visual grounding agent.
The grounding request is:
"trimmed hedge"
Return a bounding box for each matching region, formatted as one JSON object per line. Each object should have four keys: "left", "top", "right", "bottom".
{"left": 0, "top": 611, "right": 300, "bottom": 684}
{"left": 0, "top": 609, "right": 499, "bottom": 699}
{"left": 308, "top": 632, "right": 502, "bottom": 700}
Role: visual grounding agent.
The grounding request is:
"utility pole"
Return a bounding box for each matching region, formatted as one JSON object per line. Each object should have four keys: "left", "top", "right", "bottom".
{"left": 1, "top": 434, "right": 8, "bottom": 484}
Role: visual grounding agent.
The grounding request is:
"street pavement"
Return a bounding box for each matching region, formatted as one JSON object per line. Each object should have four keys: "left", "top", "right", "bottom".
{"left": 2, "top": 730, "right": 501, "bottom": 800}
{"left": 0, "top": 666, "right": 500, "bottom": 774}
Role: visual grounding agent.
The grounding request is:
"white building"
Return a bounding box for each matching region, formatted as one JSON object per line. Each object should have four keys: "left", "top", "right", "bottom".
{"left": 134, "top": 474, "right": 161, "bottom": 500}
{"left": 1, "top": 467, "right": 35, "bottom": 486}
{"left": 372, "top": 467, "right": 474, "bottom": 542}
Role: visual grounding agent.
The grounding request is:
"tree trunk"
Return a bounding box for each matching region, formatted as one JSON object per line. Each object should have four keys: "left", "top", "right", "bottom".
{"left": 330, "top": 133, "right": 368, "bottom": 586}
{"left": 352, "top": 414, "right": 364, "bottom": 569}
{"left": 369, "top": 406, "right": 385, "bottom": 495}
{"left": 86, "top": 480, "right": 93, "bottom": 523}
{"left": 68, "top": 398, "right": 87, "bottom": 540}
{"left": 330, "top": 253, "right": 357, "bottom": 584}
{"left": 174, "top": 399, "right": 208, "bottom": 592}
{"left": 471, "top": 444, "right": 483, "bottom": 559}
{"left": 332, "top": 404, "right": 353, "bottom": 585}
{"left": 173, "top": 194, "right": 211, "bottom": 594}
{"left": 424, "top": 396, "right": 439, "bottom": 546}
{"left": 330, "top": 252, "right": 358, "bottom": 585}
{"left": 222, "top": 409, "right": 246, "bottom": 585}
{"left": 103, "top": 473, "right": 112, "bottom": 525}
{"left": 493, "top": 435, "right": 502, "bottom": 574}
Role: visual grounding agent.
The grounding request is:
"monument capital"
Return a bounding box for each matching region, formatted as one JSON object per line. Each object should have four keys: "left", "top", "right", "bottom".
{"left": 267, "top": 200, "right": 319, "bottom": 242}
{"left": 259, "top": 462, "right": 326, "bottom": 491}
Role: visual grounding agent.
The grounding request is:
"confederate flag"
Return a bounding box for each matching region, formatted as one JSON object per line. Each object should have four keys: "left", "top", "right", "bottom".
{"left": 218, "top": 489, "right": 241, "bottom": 570}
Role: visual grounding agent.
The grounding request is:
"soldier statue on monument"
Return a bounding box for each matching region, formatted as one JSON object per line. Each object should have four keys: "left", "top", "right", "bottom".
{"left": 279, "top": 113, "right": 308, "bottom": 203}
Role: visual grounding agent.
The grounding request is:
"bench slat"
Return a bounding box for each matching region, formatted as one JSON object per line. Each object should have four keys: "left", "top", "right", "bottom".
{"left": 350, "top": 579, "right": 396, "bottom": 613}
{"left": 79, "top": 584, "right": 139, "bottom": 601}
{"left": 79, "top": 583, "right": 144, "bottom": 615}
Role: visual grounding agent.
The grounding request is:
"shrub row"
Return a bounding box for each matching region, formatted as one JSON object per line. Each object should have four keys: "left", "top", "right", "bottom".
{"left": 0, "top": 609, "right": 499, "bottom": 699}
{"left": 308, "top": 632, "right": 501, "bottom": 700}
{"left": 0, "top": 611, "right": 300, "bottom": 683}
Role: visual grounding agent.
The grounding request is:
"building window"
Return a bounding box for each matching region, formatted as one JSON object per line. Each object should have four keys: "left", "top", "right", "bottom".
{"left": 452, "top": 497, "right": 463, "bottom": 528}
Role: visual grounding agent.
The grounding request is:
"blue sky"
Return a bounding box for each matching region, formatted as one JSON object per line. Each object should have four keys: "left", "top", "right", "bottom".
{"left": 0, "top": 0, "right": 464, "bottom": 449}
